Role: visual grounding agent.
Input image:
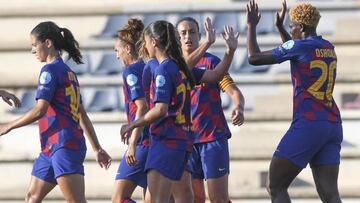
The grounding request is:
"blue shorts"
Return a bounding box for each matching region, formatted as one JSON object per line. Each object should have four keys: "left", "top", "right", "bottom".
{"left": 145, "top": 139, "right": 190, "bottom": 181}
{"left": 274, "top": 119, "right": 343, "bottom": 168}
{"left": 190, "top": 138, "right": 230, "bottom": 180}
{"left": 116, "top": 145, "right": 148, "bottom": 188}
{"left": 32, "top": 148, "right": 86, "bottom": 184}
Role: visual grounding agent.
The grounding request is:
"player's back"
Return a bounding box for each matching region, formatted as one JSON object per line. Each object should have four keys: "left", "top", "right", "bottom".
{"left": 37, "top": 58, "right": 85, "bottom": 156}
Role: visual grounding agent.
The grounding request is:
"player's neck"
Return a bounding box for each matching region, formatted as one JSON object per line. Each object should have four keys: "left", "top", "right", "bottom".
{"left": 46, "top": 53, "right": 61, "bottom": 64}
{"left": 155, "top": 52, "right": 169, "bottom": 64}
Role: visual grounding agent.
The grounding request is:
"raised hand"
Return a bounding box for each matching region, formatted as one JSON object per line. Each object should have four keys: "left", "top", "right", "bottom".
{"left": 96, "top": 148, "right": 112, "bottom": 170}
{"left": 204, "top": 17, "right": 216, "bottom": 45}
{"left": 247, "top": 0, "right": 261, "bottom": 27}
{"left": 275, "top": 0, "right": 287, "bottom": 28}
{"left": 120, "top": 124, "right": 133, "bottom": 144}
{"left": 0, "top": 90, "right": 21, "bottom": 108}
{"left": 221, "top": 25, "right": 240, "bottom": 53}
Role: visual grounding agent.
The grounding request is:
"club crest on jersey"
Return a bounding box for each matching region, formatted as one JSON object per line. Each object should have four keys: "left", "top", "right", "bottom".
{"left": 281, "top": 40, "right": 295, "bottom": 50}
{"left": 39, "top": 71, "right": 52, "bottom": 85}
{"left": 155, "top": 75, "right": 166, "bottom": 87}
{"left": 126, "top": 74, "right": 138, "bottom": 86}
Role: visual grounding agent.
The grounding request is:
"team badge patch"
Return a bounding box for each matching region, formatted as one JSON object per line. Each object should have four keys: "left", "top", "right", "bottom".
{"left": 39, "top": 71, "right": 52, "bottom": 85}
{"left": 281, "top": 40, "right": 295, "bottom": 50}
{"left": 126, "top": 74, "right": 138, "bottom": 86}
{"left": 155, "top": 75, "right": 166, "bottom": 87}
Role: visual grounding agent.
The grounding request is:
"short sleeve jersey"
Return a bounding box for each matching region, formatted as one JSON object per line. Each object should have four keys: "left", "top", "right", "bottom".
{"left": 191, "top": 52, "right": 232, "bottom": 143}
{"left": 272, "top": 36, "right": 341, "bottom": 122}
{"left": 142, "top": 58, "right": 159, "bottom": 105}
{"left": 36, "top": 58, "right": 86, "bottom": 156}
{"left": 123, "top": 60, "right": 149, "bottom": 146}
{"left": 149, "top": 59, "right": 193, "bottom": 152}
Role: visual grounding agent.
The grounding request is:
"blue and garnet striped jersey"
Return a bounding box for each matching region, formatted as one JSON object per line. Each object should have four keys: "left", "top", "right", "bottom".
{"left": 191, "top": 52, "right": 232, "bottom": 144}
{"left": 149, "top": 58, "right": 194, "bottom": 152}
{"left": 142, "top": 58, "right": 158, "bottom": 105}
{"left": 122, "top": 60, "right": 149, "bottom": 146}
{"left": 36, "top": 58, "right": 86, "bottom": 156}
{"left": 272, "top": 36, "right": 341, "bottom": 122}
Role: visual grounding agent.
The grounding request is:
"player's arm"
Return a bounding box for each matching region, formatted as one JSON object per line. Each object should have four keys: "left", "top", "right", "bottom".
{"left": 126, "top": 98, "right": 148, "bottom": 166}
{"left": 220, "top": 76, "right": 245, "bottom": 126}
{"left": 0, "top": 99, "right": 49, "bottom": 136}
{"left": 185, "top": 17, "right": 215, "bottom": 70}
{"left": 121, "top": 102, "right": 168, "bottom": 140}
{"left": 78, "top": 104, "right": 111, "bottom": 169}
{"left": 247, "top": 0, "right": 277, "bottom": 65}
{"left": 275, "top": 0, "right": 291, "bottom": 42}
{"left": 0, "top": 90, "right": 21, "bottom": 107}
{"left": 199, "top": 25, "right": 239, "bottom": 83}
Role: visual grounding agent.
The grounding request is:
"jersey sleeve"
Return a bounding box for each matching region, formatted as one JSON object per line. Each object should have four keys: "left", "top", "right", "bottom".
{"left": 153, "top": 64, "right": 172, "bottom": 104}
{"left": 123, "top": 68, "right": 145, "bottom": 102}
{"left": 36, "top": 65, "right": 56, "bottom": 102}
{"left": 272, "top": 40, "right": 301, "bottom": 63}
{"left": 218, "top": 73, "right": 235, "bottom": 92}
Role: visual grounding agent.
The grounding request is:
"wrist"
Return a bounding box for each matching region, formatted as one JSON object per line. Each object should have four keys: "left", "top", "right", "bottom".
{"left": 94, "top": 147, "right": 104, "bottom": 153}
{"left": 226, "top": 48, "right": 235, "bottom": 55}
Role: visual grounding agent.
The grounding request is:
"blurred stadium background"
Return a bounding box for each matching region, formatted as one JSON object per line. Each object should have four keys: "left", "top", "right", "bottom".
{"left": 0, "top": 0, "right": 360, "bottom": 202}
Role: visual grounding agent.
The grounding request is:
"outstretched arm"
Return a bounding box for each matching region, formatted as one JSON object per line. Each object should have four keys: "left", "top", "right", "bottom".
{"left": 247, "top": 0, "right": 277, "bottom": 65}
{"left": 276, "top": 0, "right": 291, "bottom": 42}
{"left": 199, "top": 25, "right": 239, "bottom": 83}
{"left": 185, "top": 17, "right": 216, "bottom": 70}
{"left": 79, "top": 104, "right": 111, "bottom": 169}
{"left": 0, "top": 99, "right": 48, "bottom": 136}
{"left": 0, "top": 90, "right": 21, "bottom": 107}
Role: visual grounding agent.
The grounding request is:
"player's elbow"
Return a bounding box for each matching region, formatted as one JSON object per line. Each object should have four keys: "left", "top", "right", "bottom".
{"left": 248, "top": 55, "right": 261, "bottom": 65}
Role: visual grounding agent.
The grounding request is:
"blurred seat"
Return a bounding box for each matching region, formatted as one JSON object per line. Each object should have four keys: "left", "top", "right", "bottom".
{"left": 65, "top": 54, "right": 91, "bottom": 75}
{"left": 256, "top": 12, "right": 275, "bottom": 35}
{"left": 92, "top": 53, "right": 123, "bottom": 75}
{"left": 212, "top": 12, "right": 239, "bottom": 35}
{"left": 221, "top": 92, "right": 231, "bottom": 110}
{"left": 86, "top": 88, "right": 120, "bottom": 112}
{"left": 10, "top": 90, "right": 36, "bottom": 114}
{"left": 237, "top": 52, "right": 270, "bottom": 73}
{"left": 93, "top": 14, "right": 128, "bottom": 38}
{"left": 143, "top": 13, "right": 167, "bottom": 26}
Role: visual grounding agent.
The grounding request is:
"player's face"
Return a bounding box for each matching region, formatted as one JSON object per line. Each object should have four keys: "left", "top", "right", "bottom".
{"left": 30, "top": 35, "right": 48, "bottom": 62}
{"left": 144, "top": 34, "right": 156, "bottom": 58}
{"left": 289, "top": 21, "right": 302, "bottom": 39}
{"left": 177, "top": 20, "right": 201, "bottom": 53}
{"left": 114, "top": 39, "right": 128, "bottom": 63}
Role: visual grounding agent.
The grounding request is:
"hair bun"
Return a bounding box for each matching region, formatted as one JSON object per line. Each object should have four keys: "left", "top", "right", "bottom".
{"left": 127, "top": 18, "right": 144, "bottom": 33}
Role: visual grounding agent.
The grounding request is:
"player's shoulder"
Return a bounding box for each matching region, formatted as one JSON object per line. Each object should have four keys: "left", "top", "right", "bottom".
{"left": 205, "top": 52, "right": 221, "bottom": 63}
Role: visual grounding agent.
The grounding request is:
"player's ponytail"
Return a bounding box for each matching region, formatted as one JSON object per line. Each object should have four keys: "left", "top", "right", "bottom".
{"left": 31, "top": 21, "right": 83, "bottom": 64}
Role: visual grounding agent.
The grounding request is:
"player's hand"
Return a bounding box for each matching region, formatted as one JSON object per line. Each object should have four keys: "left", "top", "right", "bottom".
{"left": 275, "top": 0, "right": 287, "bottom": 28}
{"left": 247, "top": 0, "right": 261, "bottom": 27}
{"left": 0, "top": 123, "right": 12, "bottom": 136}
{"left": 125, "top": 143, "right": 137, "bottom": 166}
{"left": 222, "top": 25, "right": 240, "bottom": 54}
{"left": 0, "top": 90, "right": 21, "bottom": 108}
{"left": 231, "top": 106, "right": 244, "bottom": 126}
{"left": 204, "top": 17, "right": 216, "bottom": 45}
{"left": 120, "top": 124, "right": 133, "bottom": 144}
{"left": 95, "top": 148, "right": 112, "bottom": 170}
